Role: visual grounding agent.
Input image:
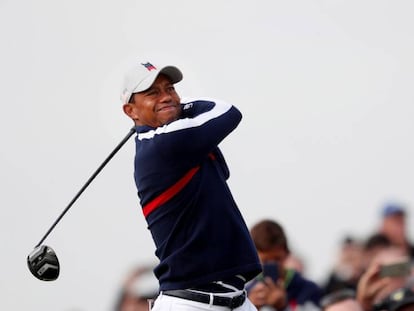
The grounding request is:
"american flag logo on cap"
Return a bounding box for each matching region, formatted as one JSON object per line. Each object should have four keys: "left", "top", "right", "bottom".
{"left": 141, "top": 62, "right": 157, "bottom": 71}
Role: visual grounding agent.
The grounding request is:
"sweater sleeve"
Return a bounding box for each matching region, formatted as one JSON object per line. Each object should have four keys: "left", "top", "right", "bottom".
{"left": 137, "top": 98, "right": 242, "bottom": 165}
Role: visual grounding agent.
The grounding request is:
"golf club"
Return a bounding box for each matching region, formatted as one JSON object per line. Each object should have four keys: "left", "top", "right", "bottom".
{"left": 27, "top": 127, "right": 136, "bottom": 281}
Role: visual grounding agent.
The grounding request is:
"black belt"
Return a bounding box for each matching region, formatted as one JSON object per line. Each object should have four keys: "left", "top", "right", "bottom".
{"left": 163, "top": 289, "right": 246, "bottom": 309}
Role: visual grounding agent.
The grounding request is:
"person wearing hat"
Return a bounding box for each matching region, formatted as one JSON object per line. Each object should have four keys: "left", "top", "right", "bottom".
{"left": 121, "top": 61, "right": 261, "bottom": 310}
{"left": 379, "top": 203, "right": 414, "bottom": 259}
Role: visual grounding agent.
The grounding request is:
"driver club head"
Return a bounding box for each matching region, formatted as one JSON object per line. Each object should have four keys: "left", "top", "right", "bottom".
{"left": 27, "top": 245, "right": 60, "bottom": 281}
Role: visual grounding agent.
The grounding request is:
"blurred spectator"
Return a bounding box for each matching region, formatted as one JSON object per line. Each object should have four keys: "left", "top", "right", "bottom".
{"left": 362, "top": 233, "right": 393, "bottom": 269}
{"left": 321, "top": 236, "right": 365, "bottom": 295}
{"left": 356, "top": 246, "right": 412, "bottom": 311}
{"left": 320, "top": 289, "right": 363, "bottom": 311}
{"left": 247, "top": 219, "right": 323, "bottom": 311}
{"left": 378, "top": 202, "right": 414, "bottom": 258}
{"left": 113, "top": 264, "right": 159, "bottom": 311}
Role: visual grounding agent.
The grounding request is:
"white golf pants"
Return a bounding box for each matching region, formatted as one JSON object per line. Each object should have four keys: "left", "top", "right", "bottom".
{"left": 151, "top": 290, "right": 258, "bottom": 311}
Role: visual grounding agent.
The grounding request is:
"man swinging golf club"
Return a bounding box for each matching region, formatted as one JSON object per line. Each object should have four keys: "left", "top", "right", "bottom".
{"left": 121, "top": 61, "right": 261, "bottom": 311}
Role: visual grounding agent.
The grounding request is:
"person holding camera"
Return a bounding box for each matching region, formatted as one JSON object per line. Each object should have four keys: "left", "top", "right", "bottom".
{"left": 356, "top": 245, "right": 412, "bottom": 311}
{"left": 247, "top": 219, "right": 323, "bottom": 311}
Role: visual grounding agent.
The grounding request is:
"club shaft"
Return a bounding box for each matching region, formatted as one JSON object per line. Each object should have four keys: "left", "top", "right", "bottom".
{"left": 35, "top": 128, "right": 136, "bottom": 248}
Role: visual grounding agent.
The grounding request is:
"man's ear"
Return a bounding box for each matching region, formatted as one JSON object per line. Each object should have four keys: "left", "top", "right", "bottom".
{"left": 123, "top": 103, "right": 138, "bottom": 119}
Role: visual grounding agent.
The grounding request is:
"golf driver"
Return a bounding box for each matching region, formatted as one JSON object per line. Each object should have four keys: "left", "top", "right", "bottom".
{"left": 27, "top": 127, "right": 135, "bottom": 281}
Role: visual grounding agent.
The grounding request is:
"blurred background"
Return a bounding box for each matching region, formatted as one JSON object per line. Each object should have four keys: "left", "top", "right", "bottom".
{"left": 1, "top": 0, "right": 414, "bottom": 310}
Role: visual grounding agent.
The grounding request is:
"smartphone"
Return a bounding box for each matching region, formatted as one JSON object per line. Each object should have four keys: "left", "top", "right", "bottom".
{"left": 262, "top": 262, "right": 279, "bottom": 282}
{"left": 379, "top": 261, "right": 411, "bottom": 278}
{"left": 245, "top": 262, "right": 279, "bottom": 293}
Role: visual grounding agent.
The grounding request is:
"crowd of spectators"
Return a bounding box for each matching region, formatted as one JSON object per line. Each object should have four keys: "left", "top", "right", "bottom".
{"left": 113, "top": 202, "right": 414, "bottom": 311}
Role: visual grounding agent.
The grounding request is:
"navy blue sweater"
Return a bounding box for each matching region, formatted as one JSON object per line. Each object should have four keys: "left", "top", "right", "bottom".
{"left": 286, "top": 270, "right": 323, "bottom": 308}
{"left": 133, "top": 98, "right": 261, "bottom": 291}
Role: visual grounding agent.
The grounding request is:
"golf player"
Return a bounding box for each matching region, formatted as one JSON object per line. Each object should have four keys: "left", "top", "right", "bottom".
{"left": 121, "top": 61, "right": 261, "bottom": 310}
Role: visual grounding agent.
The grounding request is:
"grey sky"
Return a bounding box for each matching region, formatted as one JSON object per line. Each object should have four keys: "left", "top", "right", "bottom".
{"left": 1, "top": 1, "right": 414, "bottom": 310}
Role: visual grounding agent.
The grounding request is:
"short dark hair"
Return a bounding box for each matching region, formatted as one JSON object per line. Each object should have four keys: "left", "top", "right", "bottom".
{"left": 250, "top": 219, "right": 289, "bottom": 253}
{"left": 364, "top": 233, "right": 392, "bottom": 251}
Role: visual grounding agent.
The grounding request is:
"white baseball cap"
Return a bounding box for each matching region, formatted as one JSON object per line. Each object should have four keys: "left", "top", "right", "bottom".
{"left": 120, "top": 61, "right": 183, "bottom": 104}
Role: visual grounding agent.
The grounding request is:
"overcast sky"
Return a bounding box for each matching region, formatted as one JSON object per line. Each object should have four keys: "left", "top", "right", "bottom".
{"left": 1, "top": 0, "right": 414, "bottom": 310}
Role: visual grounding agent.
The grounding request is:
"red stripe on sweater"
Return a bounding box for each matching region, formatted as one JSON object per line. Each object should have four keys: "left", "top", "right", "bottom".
{"left": 142, "top": 166, "right": 200, "bottom": 217}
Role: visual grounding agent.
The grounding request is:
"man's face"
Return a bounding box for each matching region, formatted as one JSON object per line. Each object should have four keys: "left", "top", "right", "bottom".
{"left": 383, "top": 214, "right": 407, "bottom": 245}
{"left": 124, "top": 74, "right": 181, "bottom": 128}
{"left": 257, "top": 246, "right": 289, "bottom": 279}
{"left": 257, "top": 246, "right": 289, "bottom": 266}
{"left": 257, "top": 246, "right": 289, "bottom": 274}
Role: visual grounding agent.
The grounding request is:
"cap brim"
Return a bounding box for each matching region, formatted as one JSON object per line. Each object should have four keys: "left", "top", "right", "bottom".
{"left": 159, "top": 66, "right": 183, "bottom": 84}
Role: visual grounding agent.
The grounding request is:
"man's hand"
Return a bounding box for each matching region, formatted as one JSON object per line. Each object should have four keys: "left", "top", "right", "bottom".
{"left": 357, "top": 262, "right": 395, "bottom": 311}
{"left": 357, "top": 247, "right": 411, "bottom": 311}
{"left": 248, "top": 277, "right": 287, "bottom": 310}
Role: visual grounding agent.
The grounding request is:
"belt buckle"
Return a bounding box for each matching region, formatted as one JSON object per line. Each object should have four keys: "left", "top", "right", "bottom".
{"left": 229, "top": 292, "right": 246, "bottom": 309}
